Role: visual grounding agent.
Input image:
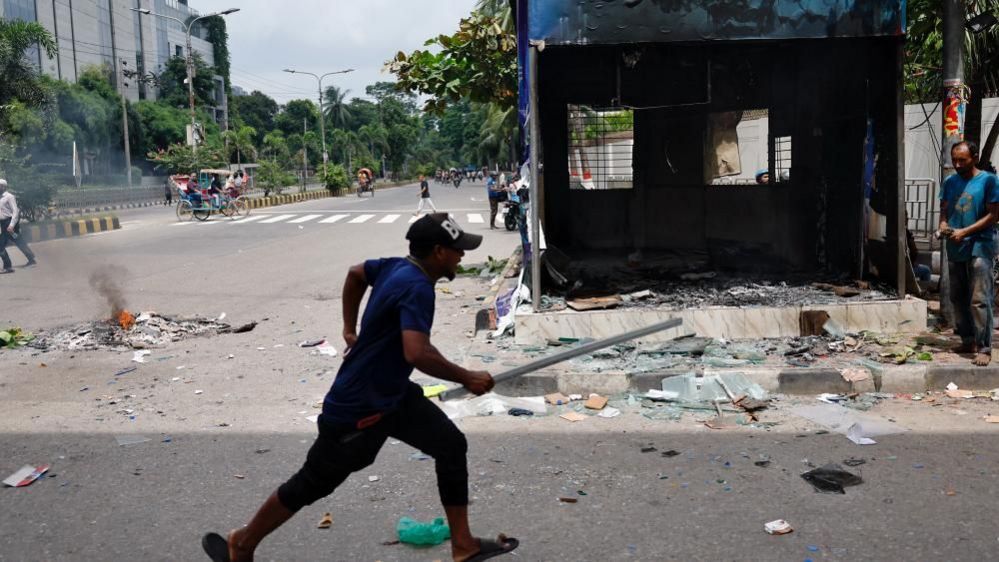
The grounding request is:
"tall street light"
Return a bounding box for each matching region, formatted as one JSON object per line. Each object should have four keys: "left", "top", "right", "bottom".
{"left": 283, "top": 68, "right": 354, "bottom": 177}
{"left": 132, "top": 7, "right": 240, "bottom": 154}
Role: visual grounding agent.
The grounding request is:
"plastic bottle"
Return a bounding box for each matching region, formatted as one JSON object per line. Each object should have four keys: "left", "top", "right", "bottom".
{"left": 396, "top": 516, "right": 451, "bottom": 546}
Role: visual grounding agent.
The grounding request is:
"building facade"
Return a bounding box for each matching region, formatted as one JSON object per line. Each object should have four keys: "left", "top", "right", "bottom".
{"left": 1, "top": 0, "right": 219, "bottom": 106}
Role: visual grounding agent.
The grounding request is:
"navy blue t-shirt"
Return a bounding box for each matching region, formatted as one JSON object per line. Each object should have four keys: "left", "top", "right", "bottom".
{"left": 321, "top": 258, "right": 435, "bottom": 424}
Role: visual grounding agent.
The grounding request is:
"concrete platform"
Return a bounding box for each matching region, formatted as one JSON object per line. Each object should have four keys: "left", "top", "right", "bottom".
{"left": 515, "top": 297, "right": 927, "bottom": 345}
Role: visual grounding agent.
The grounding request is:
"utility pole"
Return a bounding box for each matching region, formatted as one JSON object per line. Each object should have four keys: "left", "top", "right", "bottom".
{"left": 938, "top": 0, "right": 966, "bottom": 325}
{"left": 303, "top": 118, "right": 308, "bottom": 191}
{"left": 119, "top": 58, "right": 132, "bottom": 188}
{"left": 282, "top": 68, "right": 354, "bottom": 181}
{"left": 132, "top": 7, "right": 241, "bottom": 155}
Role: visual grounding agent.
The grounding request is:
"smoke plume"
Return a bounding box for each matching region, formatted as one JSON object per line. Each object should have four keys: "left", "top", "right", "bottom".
{"left": 89, "top": 266, "right": 129, "bottom": 316}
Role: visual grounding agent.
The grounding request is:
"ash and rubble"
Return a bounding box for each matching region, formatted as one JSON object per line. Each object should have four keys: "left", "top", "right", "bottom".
{"left": 32, "top": 312, "right": 234, "bottom": 351}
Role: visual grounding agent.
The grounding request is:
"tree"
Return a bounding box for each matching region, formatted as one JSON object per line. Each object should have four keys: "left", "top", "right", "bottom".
{"left": 323, "top": 85, "right": 351, "bottom": 129}
{"left": 157, "top": 53, "right": 217, "bottom": 109}
{"left": 385, "top": 11, "right": 517, "bottom": 114}
{"left": 231, "top": 91, "right": 278, "bottom": 142}
{"left": 147, "top": 142, "right": 225, "bottom": 174}
{"left": 274, "top": 99, "right": 319, "bottom": 137}
{"left": 0, "top": 20, "right": 58, "bottom": 121}
{"left": 261, "top": 130, "right": 290, "bottom": 162}
{"left": 255, "top": 158, "right": 294, "bottom": 196}
{"left": 906, "top": 0, "right": 999, "bottom": 166}
{"left": 133, "top": 100, "right": 189, "bottom": 159}
{"left": 222, "top": 125, "right": 257, "bottom": 170}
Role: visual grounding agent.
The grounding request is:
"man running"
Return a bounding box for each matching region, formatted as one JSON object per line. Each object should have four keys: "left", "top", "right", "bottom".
{"left": 202, "top": 213, "right": 518, "bottom": 562}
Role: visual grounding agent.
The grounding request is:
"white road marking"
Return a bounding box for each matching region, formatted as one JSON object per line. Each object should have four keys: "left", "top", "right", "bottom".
{"left": 378, "top": 214, "right": 400, "bottom": 223}
{"left": 348, "top": 214, "right": 375, "bottom": 224}
{"left": 319, "top": 214, "right": 349, "bottom": 224}
{"left": 467, "top": 213, "right": 484, "bottom": 224}
{"left": 170, "top": 221, "right": 196, "bottom": 227}
{"left": 232, "top": 215, "right": 264, "bottom": 223}
{"left": 288, "top": 214, "right": 323, "bottom": 224}
{"left": 260, "top": 214, "right": 296, "bottom": 224}
{"left": 409, "top": 215, "right": 420, "bottom": 223}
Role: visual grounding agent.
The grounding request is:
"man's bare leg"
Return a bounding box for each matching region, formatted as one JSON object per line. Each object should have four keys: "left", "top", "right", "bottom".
{"left": 444, "top": 505, "right": 480, "bottom": 562}
{"left": 226, "top": 492, "right": 295, "bottom": 562}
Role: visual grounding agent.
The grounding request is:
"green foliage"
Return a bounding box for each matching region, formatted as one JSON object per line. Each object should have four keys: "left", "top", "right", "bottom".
{"left": 275, "top": 99, "right": 319, "bottom": 137}
{"left": 158, "top": 54, "right": 217, "bottom": 109}
{"left": 255, "top": 158, "right": 294, "bottom": 196}
{"left": 323, "top": 85, "right": 351, "bottom": 129}
{"left": 0, "top": 19, "right": 58, "bottom": 118}
{"left": 146, "top": 142, "right": 226, "bottom": 174}
{"left": 202, "top": 16, "right": 231, "bottom": 95}
{"left": 232, "top": 91, "right": 278, "bottom": 142}
{"left": 0, "top": 326, "right": 34, "bottom": 348}
{"left": 134, "top": 100, "right": 188, "bottom": 157}
{"left": 222, "top": 125, "right": 257, "bottom": 167}
{"left": 0, "top": 138, "right": 59, "bottom": 222}
{"left": 321, "top": 163, "right": 350, "bottom": 191}
{"left": 386, "top": 11, "right": 517, "bottom": 114}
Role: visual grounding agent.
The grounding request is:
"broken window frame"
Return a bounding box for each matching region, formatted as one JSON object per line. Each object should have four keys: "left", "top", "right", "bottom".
{"left": 567, "top": 104, "right": 635, "bottom": 190}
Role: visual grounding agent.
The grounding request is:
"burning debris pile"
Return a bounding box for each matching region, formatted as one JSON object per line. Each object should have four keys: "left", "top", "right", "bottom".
{"left": 25, "top": 267, "right": 245, "bottom": 351}
{"left": 34, "top": 312, "right": 233, "bottom": 351}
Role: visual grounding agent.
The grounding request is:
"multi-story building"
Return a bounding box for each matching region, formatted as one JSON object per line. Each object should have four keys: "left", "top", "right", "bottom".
{"left": 1, "top": 0, "right": 226, "bottom": 124}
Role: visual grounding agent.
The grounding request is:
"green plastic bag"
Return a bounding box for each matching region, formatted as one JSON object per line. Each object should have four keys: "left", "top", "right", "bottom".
{"left": 396, "top": 516, "right": 451, "bottom": 546}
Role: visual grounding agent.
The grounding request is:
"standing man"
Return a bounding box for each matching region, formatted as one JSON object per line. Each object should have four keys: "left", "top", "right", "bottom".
{"left": 415, "top": 174, "right": 438, "bottom": 215}
{"left": 0, "top": 179, "right": 36, "bottom": 273}
{"left": 201, "top": 213, "right": 518, "bottom": 562}
{"left": 487, "top": 172, "right": 505, "bottom": 230}
{"left": 164, "top": 177, "right": 173, "bottom": 206}
{"left": 939, "top": 141, "right": 999, "bottom": 366}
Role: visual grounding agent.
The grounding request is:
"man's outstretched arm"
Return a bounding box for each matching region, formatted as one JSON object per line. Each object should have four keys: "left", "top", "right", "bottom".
{"left": 402, "top": 330, "right": 494, "bottom": 395}
{"left": 342, "top": 264, "right": 368, "bottom": 350}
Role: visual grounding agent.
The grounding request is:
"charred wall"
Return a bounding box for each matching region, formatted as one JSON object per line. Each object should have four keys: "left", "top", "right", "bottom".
{"left": 538, "top": 37, "right": 903, "bottom": 281}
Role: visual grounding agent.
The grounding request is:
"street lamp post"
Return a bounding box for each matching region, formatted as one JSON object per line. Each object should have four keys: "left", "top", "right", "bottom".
{"left": 132, "top": 7, "right": 240, "bottom": 154}
{"left": 283, "top": 68, "right": 354, "bottom": 178}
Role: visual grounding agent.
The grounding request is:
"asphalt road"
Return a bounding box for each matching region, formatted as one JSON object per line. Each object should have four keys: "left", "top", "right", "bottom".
{"left": 4, "top": 179, "right": 999, "bottom": 560}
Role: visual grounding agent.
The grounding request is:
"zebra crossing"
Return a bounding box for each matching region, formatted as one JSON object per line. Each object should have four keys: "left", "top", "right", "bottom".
{"left": 169, "top": 210, "right": 504, "bottom": 228}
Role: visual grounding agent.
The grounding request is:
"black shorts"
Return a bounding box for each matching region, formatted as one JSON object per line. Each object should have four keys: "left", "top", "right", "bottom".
{"left": 277, "top": 383, "right": 469, "bottom": 511}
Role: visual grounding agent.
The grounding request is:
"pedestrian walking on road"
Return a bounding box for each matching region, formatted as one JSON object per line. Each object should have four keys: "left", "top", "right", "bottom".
{"left": 0, "top": 179, "right": 36, "bottom": 273}
{"left": 0, "top": 179, "right": 38, "bottom": 273}
{"left": 939, "top": 141, "right": 999, "bottom": 366}
{"left": 201, "top": 212, "right": 519, "bottom": 562}
{"left": 164, "top": 177, "right": 173, "bottom": 206}
{"left": 414, "top": 174, "right": 438, "bottom": 215}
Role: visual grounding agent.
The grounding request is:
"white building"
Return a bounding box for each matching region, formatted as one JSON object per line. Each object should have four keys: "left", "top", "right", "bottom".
{"left": 1, "top": 0, "right": 220, "bottom": 109}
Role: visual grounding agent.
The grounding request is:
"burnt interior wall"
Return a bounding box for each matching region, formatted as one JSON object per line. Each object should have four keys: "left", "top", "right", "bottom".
{"left": 538, "top": 38, "right": 903, "bottom": 279}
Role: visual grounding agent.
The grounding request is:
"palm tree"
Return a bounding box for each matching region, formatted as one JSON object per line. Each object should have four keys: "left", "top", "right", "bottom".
{"left": 476, "top": 103, "right": 517, "bottom": 168}
{"left": 0, "top": 20, "right": 58, "bottom": 114}
{"left": 323, "top": 86, "right": 351, "bottom": 129}
{"left": 262, "top": 130, "right": 289, "bottom": 161}
{"left": 222, "top": 125, "right": 258, "bottom": 171}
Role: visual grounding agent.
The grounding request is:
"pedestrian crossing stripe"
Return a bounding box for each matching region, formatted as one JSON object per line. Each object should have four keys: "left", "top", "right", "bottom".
{"left": 288, "top": 214, "right": 323, "bottom": 223}
{"left": 260, "top": 214, "right": 296, "bottom": 224}
{"left": 169, "top": 212, "right": 491, "bottom": 227}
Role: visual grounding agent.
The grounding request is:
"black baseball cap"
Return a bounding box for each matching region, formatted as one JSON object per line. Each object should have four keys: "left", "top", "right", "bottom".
{"left": 406, "top": 213, "right": 483, "bottom": 251}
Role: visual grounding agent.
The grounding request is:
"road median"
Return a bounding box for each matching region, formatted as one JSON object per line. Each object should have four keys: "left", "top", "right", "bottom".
{"left": 21, "top": 215, "right": 120, "bottom": 243}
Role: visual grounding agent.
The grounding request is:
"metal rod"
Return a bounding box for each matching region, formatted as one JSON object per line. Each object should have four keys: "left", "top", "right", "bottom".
{"left": 528, "top": 45, "right": 542, "bottom": 312}
{"left": 439, "top": 317, "right": 683, "bottom": 401}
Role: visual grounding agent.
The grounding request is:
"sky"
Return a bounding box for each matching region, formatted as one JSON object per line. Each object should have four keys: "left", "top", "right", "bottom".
{"left": 194, "top": 0, "right": 478, "bottom": 105}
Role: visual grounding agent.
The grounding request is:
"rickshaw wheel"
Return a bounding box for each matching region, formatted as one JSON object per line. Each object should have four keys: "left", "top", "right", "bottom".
{"left": 193, "top": 207, "right": 211, "bottom": 221}
{"left": 221, "top": 201, "right": 235, "bottom": 217}
{"left": 232, "top": 197, "right": 249, "bottom": 216}
{"left": 176, "top": 200, "right": 194, "bottom": 221}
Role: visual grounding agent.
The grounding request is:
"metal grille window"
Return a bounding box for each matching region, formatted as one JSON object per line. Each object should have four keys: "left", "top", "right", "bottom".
{"left": 774, "top": 135, "right": 792, "bottom": 182}
{"left": 567, "top": 105, "right": 634, "bottom": 190}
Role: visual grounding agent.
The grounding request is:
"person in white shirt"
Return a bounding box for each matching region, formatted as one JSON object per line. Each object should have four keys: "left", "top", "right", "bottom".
{"left": 0, "top": 178, "right": 35, "bottom": 273}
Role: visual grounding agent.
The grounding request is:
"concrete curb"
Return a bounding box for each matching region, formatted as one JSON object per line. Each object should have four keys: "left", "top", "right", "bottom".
{"left": 473, "top": 246, "right": 523, "bottom": 333}
{"left": 54, "top": 200, "right": 161, "bottom": 217}
{"left": 491, "top": 363, "right": 999, "bottom": 397}
{"left": 22, "top": 215, "right": 120, "bottom": 243}
{"left": 247, "top": 190, "right": 334, "bottom": 209}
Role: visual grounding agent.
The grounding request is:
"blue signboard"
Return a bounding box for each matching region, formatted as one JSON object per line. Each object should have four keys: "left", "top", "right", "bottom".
{"left": 528, "top": 0, "right": 906, "bottom": 44}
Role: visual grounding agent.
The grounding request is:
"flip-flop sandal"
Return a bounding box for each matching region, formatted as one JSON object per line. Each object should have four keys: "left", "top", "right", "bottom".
{"left": 464, "top": 535, "right": 519, "bottom": 561}
{"left": 201, "top": 532, "right": 231, "bottom": 562}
